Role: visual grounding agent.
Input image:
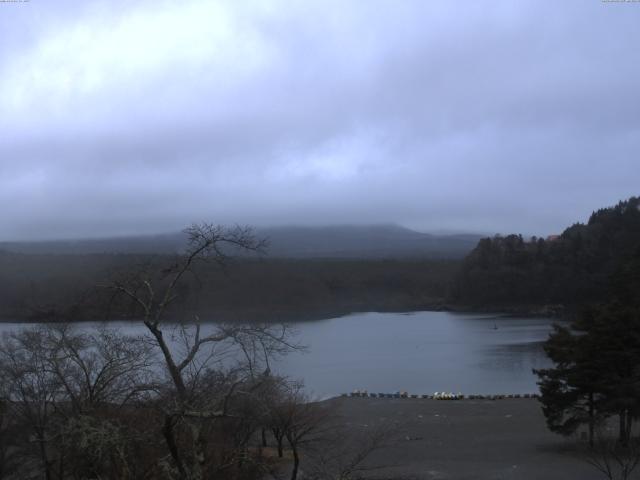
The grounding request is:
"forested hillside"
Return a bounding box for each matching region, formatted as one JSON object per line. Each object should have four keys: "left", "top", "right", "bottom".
{"left": 0, "top": 254, "right": 457, "bottom": 322}
{"left": 0, "top": 225, "right": 481, "bottom": 259}
{"left": 452, "top": 197, "right": 640, "bottom": 309}
{"left": 4, "top": 198, "right": 639, "bottom": 322}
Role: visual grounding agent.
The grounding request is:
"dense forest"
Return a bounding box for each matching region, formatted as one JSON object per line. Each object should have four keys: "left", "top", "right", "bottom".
{"left": 2, "top": 197, "right": 639, "bottom": 323}
{"left": 0, "top": 225, "right": 466, "bottom": 322}
{"left": 0, "top": 254, "right": 457, "bottom": 323}
{"left": 452, "top": 197, "right": 640, "bottom": 311}
{"left": 0, "top": 225, "right": 385, "bottom": 479}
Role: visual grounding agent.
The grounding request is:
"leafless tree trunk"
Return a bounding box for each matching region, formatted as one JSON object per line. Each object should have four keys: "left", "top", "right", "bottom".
{"left": 582, "top": 431, "right": 640, "bottom": 480}
{"left": 0, "top": 329, "right": 60, "bottom": 479}
{"left": 263, "top": 381, "right": 332, "bottom": 480}
{"left": 105, "top": 223, "right": 298, "bottom": 480}
{"left": 0, "top": 324, "right": 159, "bottom": 479}
{"left": 0, "top": 223, "right": 300, "bottom": 480}
{"left": 303, "top": 415, "right": 399, "bottom": 480}
{"left": 272, "top": 427, "right": 285, "bottom": 458}
{"left": 290, "top": 444, "right": 300, "bottom": 480}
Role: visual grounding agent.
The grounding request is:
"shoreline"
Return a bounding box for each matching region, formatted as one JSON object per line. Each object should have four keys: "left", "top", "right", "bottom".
{"left": 341, "top": 391, "right": 540, "bottom": 400}
{"left": 324, "top": 396, "right": 602, "bottom": 480}
{"left": 0, "top": 302, "right": 568, "bottom": 324}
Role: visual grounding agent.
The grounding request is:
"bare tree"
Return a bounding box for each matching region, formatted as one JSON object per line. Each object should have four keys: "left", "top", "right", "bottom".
{"left": 0, "top": 329, "right": 62, "bottom": 480}
{"left": 267, "top": 381, "right": 332, "bottom": 480}
{"left": 44, "top": 325, "right": 157, "bottom": 479}
{"left": 0, "top": 325, "right": 158, "bottom": 480}
{"left": 582, "top": 434, "right": 640, "bottom": 480}
{"left": 304, "top": 421, "right": 397, "bottom": 480}
{"left": 0, "top": 398, "right": 21, "bottom": 479}
{"left": 0, "top": 223, "right": 301, "bottom": 480}
{"left": 106, "top": 224, "right": 269, "bottom": 400}
{"left": 106, "top": 223, "right": 299, "bottom": 480}
{"left": 42, "top": 324, "right": 156, "bottom": 413}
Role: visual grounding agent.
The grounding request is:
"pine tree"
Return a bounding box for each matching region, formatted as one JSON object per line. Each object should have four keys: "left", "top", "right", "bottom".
{"left": 536, "top": 304, "right": 640, "bottom": 445}
{"left": 535, "top": 323, "right": 600, "bottom": 445}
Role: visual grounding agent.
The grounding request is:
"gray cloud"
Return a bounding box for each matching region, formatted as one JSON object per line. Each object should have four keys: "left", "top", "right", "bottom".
{"left": 1, "top": 0, "right": 639, "bottom": 240}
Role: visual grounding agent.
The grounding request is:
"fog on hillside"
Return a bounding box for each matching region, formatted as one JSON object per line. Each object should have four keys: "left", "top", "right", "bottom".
{"left": 1, "top": 2, "right": 639, "bottom": 479}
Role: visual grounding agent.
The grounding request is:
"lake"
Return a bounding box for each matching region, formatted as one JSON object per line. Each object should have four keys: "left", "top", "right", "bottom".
{"left": 274, "top": 311, "right": 557, "bottom": 398}
{"left": 0, "top": 311, "right": 557, "bottom": 398}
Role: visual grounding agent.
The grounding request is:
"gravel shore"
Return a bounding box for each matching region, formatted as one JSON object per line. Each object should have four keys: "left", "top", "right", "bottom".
{"left": 324, "top": 397, "right": 603, "bottom": 480}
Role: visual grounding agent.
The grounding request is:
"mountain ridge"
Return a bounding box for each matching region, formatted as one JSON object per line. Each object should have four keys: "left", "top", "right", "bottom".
{"left": 0, "top": 224, "right": 483, "bottom": 259}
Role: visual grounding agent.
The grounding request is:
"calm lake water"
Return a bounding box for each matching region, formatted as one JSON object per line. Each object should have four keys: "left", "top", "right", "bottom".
{"left": 274, "top": 311, "right": 557, "bottom": 398}
{"left": 0, "top": 311, "right": 557, "bottom": 398}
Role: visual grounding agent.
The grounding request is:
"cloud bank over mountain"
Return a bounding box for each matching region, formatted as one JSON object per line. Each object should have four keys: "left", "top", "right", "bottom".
{"left": 1, "top": 0, "right": 639, "bottom": 240}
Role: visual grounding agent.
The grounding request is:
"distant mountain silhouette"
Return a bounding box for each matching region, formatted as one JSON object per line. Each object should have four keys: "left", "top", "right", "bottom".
{"left": 0, "top": 225, "right": 482, "bottom": 259}
{"left": 259, "top": 225, "right": 482, "bottom": 258}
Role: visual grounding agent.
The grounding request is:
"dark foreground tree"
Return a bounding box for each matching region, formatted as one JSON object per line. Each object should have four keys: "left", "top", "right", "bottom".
{"left": 453, "top": 196, "right": 640, "bottom": 308}
{"left": 535, "top": 323, "right": 601, "bottom": 446}
{"left": 581, "top": 430, "right": 640, "bottom": 480}
{"left": 264, "top": 381, "right": 332, "bottom": 480}
{"left": 0, "top": 325, "right": 156, "bottom": 479}
{"left": 0, "top": 323, "right": 309, "bottom": 480}
{"left": 0, "top": 224, "right": 315, "bottom": 480}
{"left": 303, "top": 416, "right": 397, "bottom": 480}
{"left": 106, "top": 223, "right": 300, "bottom": 480}
{"left": 536, "top": 303, "right": 640, "bottom": 446}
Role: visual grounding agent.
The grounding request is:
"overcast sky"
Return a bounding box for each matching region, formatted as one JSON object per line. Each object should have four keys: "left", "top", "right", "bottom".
{"left": 1, "top": 0, "right": 639, "bottom": 240}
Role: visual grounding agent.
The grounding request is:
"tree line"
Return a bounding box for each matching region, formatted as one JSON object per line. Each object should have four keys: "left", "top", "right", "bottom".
{"left": 0, "top": 225, "right": 388, "bottom": 480}
{"left": 0, "top": 253, "right": 457, "bottom": 324}
{"left": 535, "top": 303, "right": 640, "bottom": 446}
{"left": 452, "top": 196, "right": 640, "bottom": 478}
{"left": 513, "top": 198, "right": 640, "bottom": 479}
{"left": 452, "top": 197, "right": 640, "bottom": 309}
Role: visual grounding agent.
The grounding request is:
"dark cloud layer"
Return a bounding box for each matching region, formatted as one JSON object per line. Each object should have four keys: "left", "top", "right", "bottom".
{"left": 1, "top": 0, "right": 639, "bottom": 240}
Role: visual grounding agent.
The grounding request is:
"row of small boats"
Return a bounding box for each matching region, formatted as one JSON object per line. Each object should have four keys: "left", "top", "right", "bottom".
{"left": 344, "top": 390, "right": 539, "bottom": 400}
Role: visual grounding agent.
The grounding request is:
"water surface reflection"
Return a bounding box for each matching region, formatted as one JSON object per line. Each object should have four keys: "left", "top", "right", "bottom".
{"left": 0, "top": 311, "right": 558, "bottom": 398}
{"left": 273, "top": 311, "right": 557, "bottom": 397}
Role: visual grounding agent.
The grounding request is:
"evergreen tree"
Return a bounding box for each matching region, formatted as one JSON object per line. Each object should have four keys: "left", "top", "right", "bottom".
{"left": 535, "top": 323, "right": 600, "bottom": 445}
{"left": 536, "top": 303, "right": 640, "bottom": 445}
{"left": 453, "top": 196, "right": 640, "bottom": 308}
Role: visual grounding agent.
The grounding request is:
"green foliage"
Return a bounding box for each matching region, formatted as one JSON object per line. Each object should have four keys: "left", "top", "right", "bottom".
{"left": 535, "top": 303, "right": 640, "bottom": 445}
{"left": 453, "top": 196, "right": 640, "bottom": 308}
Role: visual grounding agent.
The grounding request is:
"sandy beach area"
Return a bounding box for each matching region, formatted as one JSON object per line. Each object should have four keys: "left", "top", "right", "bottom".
{"left": 322, "top": 397, "right": 604, "bottom": 480}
